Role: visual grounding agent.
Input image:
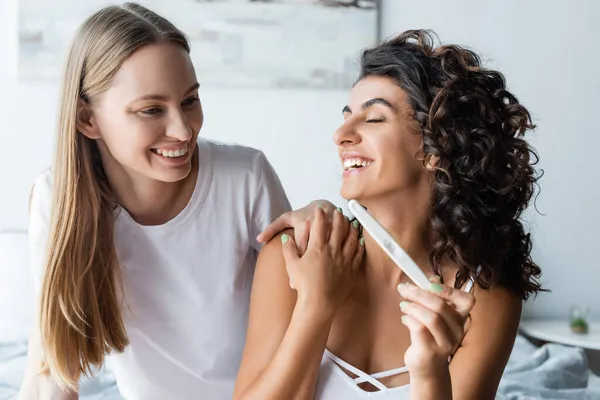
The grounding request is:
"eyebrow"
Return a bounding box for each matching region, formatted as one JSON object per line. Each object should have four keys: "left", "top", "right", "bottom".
{"left": 342, "top": 97, "right": 395, "bottom": 114}
{"left": 132, "top": 82, "right": 200, "bottom": 102}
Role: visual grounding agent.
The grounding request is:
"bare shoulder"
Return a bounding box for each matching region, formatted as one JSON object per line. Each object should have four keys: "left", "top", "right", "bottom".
{"left": 255, "top": 229, "right": 295, "bottom": 277}
{"left": 450, "top": 284, "right": 522, "bottom": 399}
{"left": 467, "top": 285, "right": 522, "bottom": 342}
{"left": 234, "top": 229, "right": 297, "bottom": 396}
{"left": 252, "top": 228, "right": 297, "bottom": 315}
{"left": 444, "top": 268, "right": 522, "bottom": 341}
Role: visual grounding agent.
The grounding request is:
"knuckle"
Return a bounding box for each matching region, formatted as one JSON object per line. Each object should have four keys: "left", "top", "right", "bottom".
{"left": 440, "top": 342, "right": 454, "bottom": 355}
{"left": 431, "top": 300, "right": 447, "bottom": 315}
{"left": 331, "top": 249, "right": 341, "bottom": 261}
{"left": 465, "top": 294, "right": 476, "bottom": 309}
{"left": 414, "top": 323, "right": 427, "bottom": 335}
{"left": 457, "top": 292, "right": 476, "bottom": 311}
{"left": 402, "top": 286, "right": 418, "bottom": 301}
{"left": 426, "top": 312, "right": 442, "bottom": 328}
{"left": 441, "top": 285, "right": 453, "bottom": 297}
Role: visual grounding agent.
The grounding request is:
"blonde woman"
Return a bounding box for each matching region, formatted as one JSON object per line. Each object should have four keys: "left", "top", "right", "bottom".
{"left": 18, "top": 3, "right": 357, "bottom": 399}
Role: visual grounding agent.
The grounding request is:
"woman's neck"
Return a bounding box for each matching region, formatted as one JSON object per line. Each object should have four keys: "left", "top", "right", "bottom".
{"left": 101, "top": 148, "right": 199, "bottom": 226}
{"left": 358, "top": 190, "right": 434, "bottom": 288}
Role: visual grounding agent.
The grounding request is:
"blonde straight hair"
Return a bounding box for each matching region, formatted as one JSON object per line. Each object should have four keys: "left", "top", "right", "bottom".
{"left": 40, "top": 3, "right": 190, "bottom": 389}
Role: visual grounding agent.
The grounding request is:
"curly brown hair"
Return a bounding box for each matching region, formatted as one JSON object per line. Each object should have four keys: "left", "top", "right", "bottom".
{"left": 359, "top": 30, "right": 543, "bottom": 300}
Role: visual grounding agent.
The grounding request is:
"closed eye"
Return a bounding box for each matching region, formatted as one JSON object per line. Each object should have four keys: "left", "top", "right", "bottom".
{"left": 182, "top": 96, "right": 199, "bottom": 107}
{"left": 366, "top": 118, "right": 385, "bottom": 123}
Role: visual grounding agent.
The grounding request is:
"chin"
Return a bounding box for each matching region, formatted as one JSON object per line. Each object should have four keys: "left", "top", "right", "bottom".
{"left": 153, "top": 165, "right": 192, "bottom": 183}
{"left": 340, "top": 184, "right": 367, "bottom": 202}
{"left": 341, "top": 170, "right": 379, "bottom": 201}
{"left": 341, "top": 183, "right": 389, "bottom": 206}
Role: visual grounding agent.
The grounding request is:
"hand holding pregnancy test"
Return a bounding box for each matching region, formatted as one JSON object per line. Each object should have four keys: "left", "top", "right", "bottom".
{"left": 347, "top": 199, "right": 431, "bottom": 289}
{"left": 348, "top": 199, "right": 476, "bottom": 372}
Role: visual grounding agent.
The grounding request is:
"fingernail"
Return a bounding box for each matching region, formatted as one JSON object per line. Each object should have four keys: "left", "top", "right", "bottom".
{"left": 400, "top": 301, "right": 409, "bottom": 311}
{"left": 430, "top": 283, "right": 444, "bottom": 293}
{"left": 352, "top": 220, "right": 359, "bottom": 229}
{"left": 397, "top": 283, "right": 407, "bottom": 293}
{"left": 429, "top": 275, "right": 441, "bottom": 282}
{"left": 317, "top": 203, "right": 323, "bottom": 209}
{"left": 281, "top": 234, "right": 289, "bottom": 244}
{"left": 401, "top": 315, "right": 408, "bottom": 324}
{"left": 359, "top": 237, "right": 365, "bottom": 246}
{"left": 336, "top": 207, "right": 343, "bottom": 213}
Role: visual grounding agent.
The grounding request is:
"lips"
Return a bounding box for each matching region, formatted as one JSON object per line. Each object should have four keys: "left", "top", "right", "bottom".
{"left": 150, "top": 143, "right": 189, "bottom": 158}
{"left": 343, "top": 157, "right": 373, "bottom": 171}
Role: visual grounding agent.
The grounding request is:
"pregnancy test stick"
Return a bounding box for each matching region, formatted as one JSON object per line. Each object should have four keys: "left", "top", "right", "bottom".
{"left": 347, "top": 199, "right": 431, "bottom": 289}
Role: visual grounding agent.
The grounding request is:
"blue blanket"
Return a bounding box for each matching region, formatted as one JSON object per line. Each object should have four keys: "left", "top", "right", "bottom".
{"left": 1, "top": 335, "right": 599, "bottom": 399}
{"left": 497, "top": 335, "right": 600, "bottom": 399}
{"left": 0, "top": 341, "right": 122, "bottom": 400}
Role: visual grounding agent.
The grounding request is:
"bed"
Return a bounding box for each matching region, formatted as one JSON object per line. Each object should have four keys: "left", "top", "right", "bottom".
{"left": 498, "top": 333, "right": 600, "bottom": 399}
{"left": 1, "top": 230, "right": 599, "bottom": 399}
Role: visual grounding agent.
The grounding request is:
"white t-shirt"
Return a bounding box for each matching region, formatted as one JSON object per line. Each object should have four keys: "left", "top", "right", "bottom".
{"left": 29, "top": 138, "right": 291, "bottom": 399}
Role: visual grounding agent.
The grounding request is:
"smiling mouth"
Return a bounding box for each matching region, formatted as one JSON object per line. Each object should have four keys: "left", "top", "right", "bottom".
{"left": 150, "top": 143, "right": 189, "bottom": 158}
{"left": 343, "top": 158, "right": 373, "bottom": 171}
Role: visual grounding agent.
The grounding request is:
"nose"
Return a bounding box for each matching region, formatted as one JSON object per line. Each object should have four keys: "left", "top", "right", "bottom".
{"left": 333, "top": 118, "right": 361, "bottom": 147}
{"left": 166, "top": 109, "right": 193, "bottom": 141}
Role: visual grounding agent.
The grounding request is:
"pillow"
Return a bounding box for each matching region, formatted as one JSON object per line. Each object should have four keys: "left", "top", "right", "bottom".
{"left": 0, "top": 230, "right": 35, "bottom": 343}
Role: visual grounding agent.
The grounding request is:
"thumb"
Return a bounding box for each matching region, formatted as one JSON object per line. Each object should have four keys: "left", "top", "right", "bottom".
{"left": 257, "top": 213, "right": 291, "bottom": 243}
{"left": 281, "top": 233, "right": 299, "bottom": 264}
{"left": 281, "top": 233, "right": 299, "bottom": 290}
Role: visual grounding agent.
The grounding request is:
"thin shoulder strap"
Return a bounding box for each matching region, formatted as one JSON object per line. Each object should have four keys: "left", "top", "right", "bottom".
{"left": 353, "top": 366, "right": 409, "bottom": 384}
{"left": 324, "top": 350, "right": 388, "bottom": 391}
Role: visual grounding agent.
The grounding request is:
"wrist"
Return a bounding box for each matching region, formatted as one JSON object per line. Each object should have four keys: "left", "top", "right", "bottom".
{"left": 295, "top": 294, "right": 337, "bottom": 323}
{"left": 411, "top": 359, "right": 450, "bottom": 378}
{"left": 409, "top": 363, "right": 452, "bottom": 400}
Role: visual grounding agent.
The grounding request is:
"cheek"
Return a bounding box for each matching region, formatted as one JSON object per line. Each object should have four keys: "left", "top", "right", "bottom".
{"left": 376, "top": 137, "right": 423, "bottom": 183}
{"left": 98, "top": 115, "right": 164, "bottom": 160}
{"left": 187, "top": 107, "right": 204, "bottom": 133}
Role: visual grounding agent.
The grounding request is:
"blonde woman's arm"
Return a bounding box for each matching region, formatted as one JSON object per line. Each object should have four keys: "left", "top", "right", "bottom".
{"left": 18, "top": 304, "right": 78, "bottom": 400}
{"left": 18, "top": 184, "right": 78, "bottom": 400}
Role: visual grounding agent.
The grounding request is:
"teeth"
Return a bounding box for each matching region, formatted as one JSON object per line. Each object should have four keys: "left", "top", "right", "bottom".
{"left": 154, "top": 144, "right": 189, "bottom": 158}
{"left": 343, "top": 157, "right": 372, "bottom": 170}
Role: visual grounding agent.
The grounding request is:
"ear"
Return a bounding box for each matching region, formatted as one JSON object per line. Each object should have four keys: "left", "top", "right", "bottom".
{"left": 76, "top": 99, "right": 101, "bottom": 140}
{"left": 425, "top": 154, "right": 440, "bottom": 171}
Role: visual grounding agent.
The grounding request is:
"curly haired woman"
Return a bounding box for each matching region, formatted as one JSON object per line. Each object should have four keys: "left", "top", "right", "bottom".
{"left": 233, "top": 30, "right": 543, "bottom": 400}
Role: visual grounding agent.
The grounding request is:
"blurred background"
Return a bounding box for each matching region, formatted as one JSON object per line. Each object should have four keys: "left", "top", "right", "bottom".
{"left": 0, "top": 0, "right": 599, "bottom": 323}
{"left": 1, "top": 0, "right": 600, "bottom": 398}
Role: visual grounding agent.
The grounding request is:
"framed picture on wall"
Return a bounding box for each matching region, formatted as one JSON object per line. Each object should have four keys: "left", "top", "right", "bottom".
{"left": 19, "top": 0, "right": 380, "bottom": 89}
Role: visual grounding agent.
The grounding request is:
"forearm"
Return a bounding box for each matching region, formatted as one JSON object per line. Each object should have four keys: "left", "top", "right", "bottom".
{"left": 19, "top": 327, "right": 79, "bottom": 400}
{"left": 237, "top": 302, "right": 333, "bottom": 400}
{"left": 410, "top": 368, "right": 452, "bottom": 400}
{"left": 19, "top": 375, "right": 78, "bottom": 400}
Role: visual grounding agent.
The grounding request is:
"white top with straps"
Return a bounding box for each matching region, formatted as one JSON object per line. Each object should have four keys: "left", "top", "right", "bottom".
{"left": 314, "top": 277, "right": 476, "bottom": 399}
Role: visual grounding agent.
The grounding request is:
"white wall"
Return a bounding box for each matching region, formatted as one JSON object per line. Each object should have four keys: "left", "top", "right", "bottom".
{"left": 0, "top": 0, "right": 349, "bottom": 231}
{"left": 1, "top": 0, "right": 598, "bottom": 318}
{"left": 382, "top": 0, "right": 600, "bottom": 318}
